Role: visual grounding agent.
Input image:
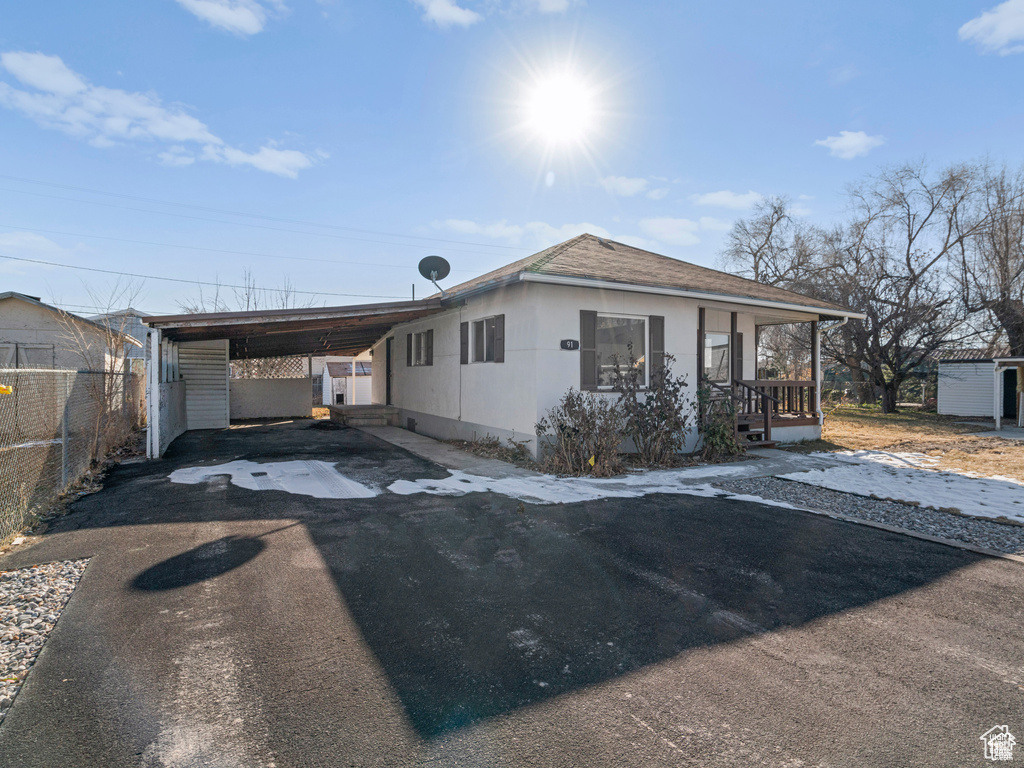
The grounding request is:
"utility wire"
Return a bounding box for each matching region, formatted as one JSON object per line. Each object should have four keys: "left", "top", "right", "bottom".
{"left": 0, "top": 223, "right": 475, "bottom": 273}
{"left": 0, "top": 175, "right": 527, "bottom": 252}
{"left": 0, "top": 253, "right": 407, "bottom": 300}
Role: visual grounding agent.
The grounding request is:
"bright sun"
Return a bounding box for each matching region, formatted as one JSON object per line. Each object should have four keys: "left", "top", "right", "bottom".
{"left": 524, "top": 72, "right": 598, "bottom": 146}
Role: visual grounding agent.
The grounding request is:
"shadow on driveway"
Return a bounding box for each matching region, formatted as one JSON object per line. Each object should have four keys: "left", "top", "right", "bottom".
{"left": 2, "top": 419, "right": 991, "bottom": 744}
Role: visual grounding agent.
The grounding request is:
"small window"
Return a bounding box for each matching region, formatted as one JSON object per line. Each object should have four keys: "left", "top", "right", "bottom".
{"left": 472, "top": 317, "right": 497, "bottom": 363}
{"left": 596, "top": 314, "right": 646, "bottom": 387}
{"left": 411, "top": 330, "right": 433, "bottom": 366}
{"left": 704, "top": 332, "right": 730, "bottom": 382}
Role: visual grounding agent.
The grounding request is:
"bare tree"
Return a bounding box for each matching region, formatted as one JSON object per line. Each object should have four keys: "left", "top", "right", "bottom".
{"left": 722, "top": 162, "right": 986, "bottom": 413}
{"left": 178, "top": 270, "right": 317, "bottom": 378}
{"left": 56, "top": 279, "right": 145, "bottom": 458}
{"left": 960, "top": 165, "right": 1024, "bottom": 355}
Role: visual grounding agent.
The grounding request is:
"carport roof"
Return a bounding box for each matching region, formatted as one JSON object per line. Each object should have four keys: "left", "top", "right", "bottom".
{"left": 144, "top": 298, "right": 446, "bottom": 358}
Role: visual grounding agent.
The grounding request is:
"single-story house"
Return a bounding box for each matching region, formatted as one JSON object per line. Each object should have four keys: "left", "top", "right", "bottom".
{"left": 0, "top": 291, "right": 140, "bottom": 371}
{"left": 143, "top": 234, "right": 864, "bottom": 458}
{"left": 938, "top": 348, "right": 1022, "bottom": 427}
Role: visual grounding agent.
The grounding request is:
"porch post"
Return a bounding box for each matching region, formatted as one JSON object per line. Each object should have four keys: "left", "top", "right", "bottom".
{"left": 697, "top": 307, "right": 705, "bottom": 383}
{"left": 811, "top": 320, "right": 821, "bottom": 425}
{"left": 149, "top": 328, "right": 161, "bottom": 458}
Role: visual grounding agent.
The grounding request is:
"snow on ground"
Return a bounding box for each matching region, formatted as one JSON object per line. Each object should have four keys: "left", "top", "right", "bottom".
{"left": 169, "top": 460, "right": 378, "bottom": 499}
{"left": 778, "top": 452, "right": 1024, "bottom": 524}
{"left": 388, "top": 464, "right": 794, "bottom": 508}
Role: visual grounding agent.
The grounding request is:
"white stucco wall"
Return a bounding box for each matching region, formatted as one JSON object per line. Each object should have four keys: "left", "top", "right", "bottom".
{"left": 371, "top": 281, "right": 815, "bottom": 455}
{"left": 230, "top": 378, "right": 313, "bottom": 419}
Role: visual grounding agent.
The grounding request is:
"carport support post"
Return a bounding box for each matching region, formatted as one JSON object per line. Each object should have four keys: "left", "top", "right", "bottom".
{"left": 150, "top": 328, "right": 162, "bottom": 458}
{"left": 994, "top": 363, "right": 1003, "bottom": 431}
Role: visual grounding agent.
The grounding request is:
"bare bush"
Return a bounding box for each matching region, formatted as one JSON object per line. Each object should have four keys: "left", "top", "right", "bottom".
{"left": 535, "top": 389, "right": 624, "bottom": 477}
{"left": 612, "top": 351, "right": 691, "bottom": 466}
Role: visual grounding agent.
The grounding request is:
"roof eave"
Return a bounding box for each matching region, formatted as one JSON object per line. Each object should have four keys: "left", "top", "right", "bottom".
{"left": 516, "top": 272, "right": 866, "bottom": 319}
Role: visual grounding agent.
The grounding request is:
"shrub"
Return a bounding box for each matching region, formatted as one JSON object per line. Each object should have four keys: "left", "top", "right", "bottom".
{"left": 696, "top": 384, "right": 744, "bottom": 460}
{"left": 612, "top": 351, "right": 691, "bottom": 467}
{"left": 535, "top": 388, "right": 624, "bottom": 477}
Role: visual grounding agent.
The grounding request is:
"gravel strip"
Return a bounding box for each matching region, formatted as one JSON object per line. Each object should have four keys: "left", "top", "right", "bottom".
{"left": 0, "top": 559, "right": 89, "bottom": 725}
{"left": 714, "top": 477, "right": 1024, "bottom": 556}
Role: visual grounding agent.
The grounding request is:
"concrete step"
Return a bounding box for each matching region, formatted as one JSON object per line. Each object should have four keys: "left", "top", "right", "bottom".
{"left": 327, "top": 404, "right": 398, "bottom": 427}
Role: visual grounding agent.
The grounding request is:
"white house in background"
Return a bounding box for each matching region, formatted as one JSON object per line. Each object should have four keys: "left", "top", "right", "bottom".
{"left": 321, "top": 353, "right": 373, "bottom": 405}
{"left": 89, "top": 308, "right": 151, "bottom": 361}
{"left": 369, "top": 234, "right": 864, "bottom": 455}
{"left": 938, "top": 349, "right": 1022, "bottom": 427}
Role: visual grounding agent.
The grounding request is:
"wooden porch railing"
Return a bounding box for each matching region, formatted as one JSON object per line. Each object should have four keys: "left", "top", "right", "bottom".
{"left": 735, "top": 380, "right": 817, "bottom": 419}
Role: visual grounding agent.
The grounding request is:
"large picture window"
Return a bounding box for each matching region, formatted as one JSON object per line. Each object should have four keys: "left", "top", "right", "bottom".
{"left": 704, "top": 332, "right": 730, "bottom": 382}
{"left": 596, "top": 314, "right": 646, "bottom": 387}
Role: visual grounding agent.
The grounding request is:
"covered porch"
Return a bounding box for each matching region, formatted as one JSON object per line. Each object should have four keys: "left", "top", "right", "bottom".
{"left": 697, "top": 306, "right": 829, "bottom": 448}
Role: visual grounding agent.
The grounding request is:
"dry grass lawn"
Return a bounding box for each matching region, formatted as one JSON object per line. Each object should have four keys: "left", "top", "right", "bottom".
{"left": 787, "top": 406, "right": 1024, "bottom": 482}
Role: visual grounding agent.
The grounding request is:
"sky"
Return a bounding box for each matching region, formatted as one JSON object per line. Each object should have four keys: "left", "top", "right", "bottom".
{"left": 1, "top": 0, "right": 1023, "bottom": 316}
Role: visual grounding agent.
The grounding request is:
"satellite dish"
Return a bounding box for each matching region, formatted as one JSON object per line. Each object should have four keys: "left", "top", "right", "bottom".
{"left": 418, "top": 255, "right": 451, "bottom": 297}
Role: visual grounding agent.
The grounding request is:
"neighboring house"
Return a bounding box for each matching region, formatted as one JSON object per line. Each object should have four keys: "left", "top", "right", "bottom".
{"left": 142, "top": 234, "right": 863, "bottom": 458}
{"left": 0, "top": 291, "right": 139, "bottom": 371}
{"left": 937, "top": 348, "right": 1022, "bottom": 424}
{"left": 369, "top": 234, "right": 863, "bottom": 454}
{"left": 321, "top": 354, "right": 372, "bottom": 406}
{"left": 89, "top": 308, "right": 151, "bottom": 360}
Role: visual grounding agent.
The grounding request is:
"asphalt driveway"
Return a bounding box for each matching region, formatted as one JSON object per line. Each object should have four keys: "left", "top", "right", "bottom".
{"left": 0, "top": 420, "right": 1021, "bottom": 767}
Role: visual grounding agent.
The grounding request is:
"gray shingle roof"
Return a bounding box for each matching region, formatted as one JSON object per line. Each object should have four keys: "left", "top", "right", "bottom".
{"left": 442, "top": 233, "right": 855, "bottom": 314}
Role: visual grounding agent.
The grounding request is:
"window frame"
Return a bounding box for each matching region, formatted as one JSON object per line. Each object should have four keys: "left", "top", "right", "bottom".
{"left": 703, "top": 331, "right": 731, "bottom": 383}
{"left": 409, "top": 329, "right": 433, "bottom": 367}
{"left": 471, "top": 316, "right": 497, "bottom": 363}
{"left": 595, "top": 312, "right": 648, "bottom": 390}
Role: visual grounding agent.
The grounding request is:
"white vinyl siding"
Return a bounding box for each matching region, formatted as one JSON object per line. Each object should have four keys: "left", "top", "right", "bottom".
{"left": 179, "top": 339, "right": 230, "bottom": 429}
{"left": 937, "top": 361, "right": 999, "bottom": 417}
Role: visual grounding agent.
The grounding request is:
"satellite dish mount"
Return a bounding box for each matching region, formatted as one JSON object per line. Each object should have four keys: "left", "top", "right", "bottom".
{"left": 418, "top": 255, "right": 451, "bottom": 298}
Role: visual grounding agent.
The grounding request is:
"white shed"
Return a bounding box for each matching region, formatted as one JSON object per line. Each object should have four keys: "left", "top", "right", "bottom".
{"left": 937, "top": 351, "right": 1019, "bottom": 423}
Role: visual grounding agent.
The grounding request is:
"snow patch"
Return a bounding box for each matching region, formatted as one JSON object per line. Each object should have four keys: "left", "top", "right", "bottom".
{"left": 781, "top": 453, "right": 1024, "bottom": 523}
{"left": 388, "top": 467, "right": 800, "bottom": 509}
{"left": 169, "top": 460, "right": 377, "bottom": 499}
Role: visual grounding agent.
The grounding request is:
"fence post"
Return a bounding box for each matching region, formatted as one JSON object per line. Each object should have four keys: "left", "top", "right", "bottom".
{"left": 61, "top": 371, "right": 70, "bottom": 488}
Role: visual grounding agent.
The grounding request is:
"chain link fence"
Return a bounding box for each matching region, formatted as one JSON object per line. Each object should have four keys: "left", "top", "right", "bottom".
{"left": 0, "top": 369, "right": 145, "bottom": 544}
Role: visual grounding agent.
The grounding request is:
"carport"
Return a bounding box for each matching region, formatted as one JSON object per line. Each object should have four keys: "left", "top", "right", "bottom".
{"left": 142, "top": 298, "right": 446, "bottom": 458}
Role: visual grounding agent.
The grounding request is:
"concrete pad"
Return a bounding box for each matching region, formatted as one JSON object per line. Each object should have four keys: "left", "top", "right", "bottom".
{"left": 970, "top": 427, "right": 1024, "bottom": 441}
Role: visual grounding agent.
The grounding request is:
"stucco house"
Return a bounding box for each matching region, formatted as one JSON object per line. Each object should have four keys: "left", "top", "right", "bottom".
{"left": 143, "top": 234, "right": 864, "bottom": 458}
{"left": 368, "top": 234, "right": 863, "bottom": 454}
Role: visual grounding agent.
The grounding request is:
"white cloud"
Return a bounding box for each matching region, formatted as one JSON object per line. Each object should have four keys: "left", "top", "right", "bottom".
{"left": 0, "top": 51, "right": 314, "bottom": 177}
{"left": 638, "top": 217, "right": 701, "bottom": 247}
{"left": 515, "top": 0, "right": 581, "bottom": 12}
{"left": 599, "top": 175, "right": 648, "bottom": 197}
{"left": 174, "top": 0, "right": 285, "bottom": 36}
{"left": 959, "top": 0, "right": 1024, "bottom": 55}
{"left": 814, "top": 130, "right": 885, "bottom": 160}
{"left": 690, "top": 189, "right": 763, "bottom": 210}
{"left": 412, "top": 0, "right": 482, "bottom": 28}
{"left": 697, "top": 216, "right": 731, "bottom": 232}
{"left": 646, "top": 187, "right": 670, "bottom": 201}
{"left": 828, "top": 65, "right": 859, "bottom": 86}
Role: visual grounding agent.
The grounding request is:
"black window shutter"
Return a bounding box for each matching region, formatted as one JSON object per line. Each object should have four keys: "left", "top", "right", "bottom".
{"left": 733, "top": 332, "right": 743, "bottom": 382}
{"left": 649, "top": 315, "right": 665, "bottom": 378}
{"left": 460, "top": 322, "right": 469, "bottom": 365}
{"left": 493, "top": 315, "right": 505, "bottom": 363}
{"left": 425, "top": 329, "right": 433, "bottom": 366}
{"left": 407, "top": 333, "right": 413, "bottom": 366}
{"left": 580, "top": 310, "right": 597, "bottom": 391}
{"left": 697, "top": 307, "right": 706, "bottom": 383}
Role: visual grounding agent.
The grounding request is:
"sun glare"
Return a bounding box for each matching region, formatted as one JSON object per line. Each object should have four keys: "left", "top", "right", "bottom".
{"left": 523, "top": 72, "right": 598, "bottom": 147}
